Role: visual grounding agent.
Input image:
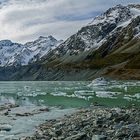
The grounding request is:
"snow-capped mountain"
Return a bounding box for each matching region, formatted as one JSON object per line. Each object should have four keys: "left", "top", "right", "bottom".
{"left": 89, "top": 4, "right": 132, "bottom": 26}
{"left": 45, "top": 4, "right": 140, "bottom": 62}
{"left": 1, "top": 4, "right": 140, "bottom": 67}
{"left": 0, "top": 36, "right": 62, "bottom": 67}
{"left": 0, "top": 40, "right": 25, "bottom": 66}
{"left": 0, "top": 4, "right": 140, "bottom": 80}
{"left": 24, "top": 36, "right": 62, "bottom": 64}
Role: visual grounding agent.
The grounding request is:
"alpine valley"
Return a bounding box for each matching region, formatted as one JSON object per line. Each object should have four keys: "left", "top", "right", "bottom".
{"left": 0, "top": 4, "right": 140, "bottom": 80}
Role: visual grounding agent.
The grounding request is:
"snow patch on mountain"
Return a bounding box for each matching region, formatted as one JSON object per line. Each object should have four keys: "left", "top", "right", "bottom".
{"left": 130, "top": 8, "right": 140, "bottom": 17}
{"left": 89, "top": 5, "right": 132, "bottom": 26}
{"left": 89, "top": 4, "right": 140, "bottom": 29}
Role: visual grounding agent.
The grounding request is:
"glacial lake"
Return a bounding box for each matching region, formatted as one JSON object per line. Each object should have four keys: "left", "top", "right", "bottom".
{"left": 0, "top": 79, "right": 140, "bottom": 108}
{"left": 0, "top": 78, "right": 140, "bottom": 139}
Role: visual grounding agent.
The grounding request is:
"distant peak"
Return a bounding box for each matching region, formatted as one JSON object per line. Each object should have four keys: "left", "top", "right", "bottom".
{"left": 38, "top": 36, "right": 47, "bottom": 39}
{"left": 0, "top": 40, "right": 13, "bottom": 46}
{"left": 115, "top": 4, "right": 124, "bottom": 8}
{"left": 0, "top": 39, "right": 12, "bottom": 42}
{"left": 48, "top": 35, "right": 54, "bottom": 38}
{"left": 47, "top": 35, "right": 57, "bottom": 40}
{"left": 38, "top": 35, "right": 56, "bottom": 41}
{"left": 104, "top": 4, "right": 130, "bottom": 16}
{"left": 89, "top": 4, "right": 132, "bottom": 26}
{"left": 107, "top": 4, "right": 124, "bottom": 10}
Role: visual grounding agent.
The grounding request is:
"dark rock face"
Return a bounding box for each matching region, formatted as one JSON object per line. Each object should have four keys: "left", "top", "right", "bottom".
{"left": 24, "top": 107, "right": 140, "bottom": 140}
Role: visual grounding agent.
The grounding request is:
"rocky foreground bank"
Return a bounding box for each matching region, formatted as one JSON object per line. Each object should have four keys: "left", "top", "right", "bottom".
{"left": 0, "top": 103, "right": 76, "bottom": 139}
{"left": 24, "top": 107, "right": 140, "bottom": 140}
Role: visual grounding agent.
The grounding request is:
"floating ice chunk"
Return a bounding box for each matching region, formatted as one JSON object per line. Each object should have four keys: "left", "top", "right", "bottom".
{"left": 124, "top": 86, "right": 128, "bottom": 92}
{"left": 88, "top": 77, "right": 108, "bottom": 87}
{"left": 39, "top": 100, "right": 44, "bottom": 103}
{"left": 87, "top": 96, "right": 93, "bottom": 101}
{"left": 17, "top": 92, "right": 23, "bottom": 96}
{"left": 124, "top": 93, "right": 140, "bottom": 100}
{"left": 123, "top": 96, "right": 133, "bottom": 101}
{"left": 134, "top": 93, "right": 140, "bottom": 99}
{"left": 50, "top": 92, "right": 67, "bottom": 96}
{"left": 66, "top": 94, "right": 76, "bottom": 98}
{"left": 36, "top": 89, "right": 41, "bottom": 92}
{"left": 24, "top": 86, "right": 31, "bottom": 92}
{"left": 95, "top": 91, "right": 120, "bottom": 98}
{"left": 74, "top": 95, "right": 87, "bottom": 100}
{"left": 74, "top": 90, "right": 95, "bottom": 96}
{"left": 39, "top": 92, "right": 47, "bottom": 95}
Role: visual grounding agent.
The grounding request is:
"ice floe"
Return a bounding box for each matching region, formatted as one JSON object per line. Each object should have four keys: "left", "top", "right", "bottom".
{"left": 95, "top": 91, "right": 121, "bottom": 99}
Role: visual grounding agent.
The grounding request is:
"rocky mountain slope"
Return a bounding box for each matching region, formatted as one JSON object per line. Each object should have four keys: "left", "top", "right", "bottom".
{"left": 0, "top": 4, "right": 140, "bottom": 80}
{"left": 42, "top": 4, "right": 140, "bottom": 62}
{"left": 41, "top": 4, "right": 140, "bottom": 80}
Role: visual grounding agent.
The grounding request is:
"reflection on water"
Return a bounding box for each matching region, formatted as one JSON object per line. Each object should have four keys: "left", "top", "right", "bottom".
{"left": 0, "top": 78, "right": 140, "bottom": 108}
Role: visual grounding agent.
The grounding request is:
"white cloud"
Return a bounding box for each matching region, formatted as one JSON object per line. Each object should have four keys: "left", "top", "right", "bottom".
{"left": 0, "top": 0, "right": 139, "bottom": 43}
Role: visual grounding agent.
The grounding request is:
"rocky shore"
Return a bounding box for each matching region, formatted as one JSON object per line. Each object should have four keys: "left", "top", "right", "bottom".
{"left": 24, "top": 107, "right": 140, "bottom": 140}
{"left": 0, "top": 103, "right": 76, "bottom": 139}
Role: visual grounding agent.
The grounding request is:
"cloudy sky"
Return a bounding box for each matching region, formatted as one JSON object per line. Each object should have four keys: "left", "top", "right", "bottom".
{"left": 0, "top": 0, "right": 139, "bottom": 43}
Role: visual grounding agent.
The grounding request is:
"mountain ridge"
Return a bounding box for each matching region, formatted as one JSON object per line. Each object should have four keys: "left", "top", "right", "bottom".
{"left": 0, "top": 4, "right": 140, "bottom": 80}
{"left": 0, "top": 36, "right": 62, "bottom": 67}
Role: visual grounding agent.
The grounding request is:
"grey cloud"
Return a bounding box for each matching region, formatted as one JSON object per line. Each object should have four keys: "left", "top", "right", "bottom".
{"left": 0, "top": 0, "right": 139, "bottom": 43}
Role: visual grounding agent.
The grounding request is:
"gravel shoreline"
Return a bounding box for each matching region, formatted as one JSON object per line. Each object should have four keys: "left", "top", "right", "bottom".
{"left": 0, "top": 104, "right": 76, "bottom": 139}
{"left": 24, "top": 106, "right": 140, "bottom": 140}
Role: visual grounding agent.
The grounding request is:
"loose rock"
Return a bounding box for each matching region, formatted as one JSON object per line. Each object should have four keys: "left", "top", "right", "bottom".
{"left": 23, "top": 107, "right": 140, "bottom": 140}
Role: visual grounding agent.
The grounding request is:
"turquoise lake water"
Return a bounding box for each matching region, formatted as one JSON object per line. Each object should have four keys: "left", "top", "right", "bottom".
{"left": 0, "top": 78, "right": 140, "bottom": 108}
